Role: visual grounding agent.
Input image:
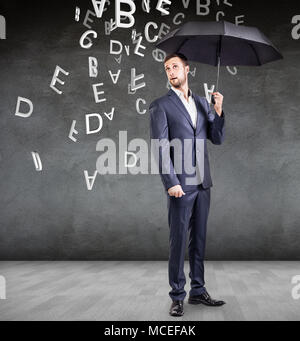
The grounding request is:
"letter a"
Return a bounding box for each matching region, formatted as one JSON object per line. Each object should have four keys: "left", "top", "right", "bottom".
{"left": 91, "top": 0, "right": 107, "bottom": 18}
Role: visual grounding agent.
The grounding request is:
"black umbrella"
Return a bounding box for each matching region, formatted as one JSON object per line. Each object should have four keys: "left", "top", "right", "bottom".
{"left": 156, "top": 20, "right": 283, "bottom": 103}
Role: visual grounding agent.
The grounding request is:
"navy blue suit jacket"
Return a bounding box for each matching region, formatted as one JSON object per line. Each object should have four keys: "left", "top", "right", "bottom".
{"left": 149, "top": 89, "right": 225, "bottom": 192}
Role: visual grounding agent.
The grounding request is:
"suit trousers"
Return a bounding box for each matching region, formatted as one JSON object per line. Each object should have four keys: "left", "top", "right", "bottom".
{"left": 167, "top": 185, "right": 211, "bottom": 301}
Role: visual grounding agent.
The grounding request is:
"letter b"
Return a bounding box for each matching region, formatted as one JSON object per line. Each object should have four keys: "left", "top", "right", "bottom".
{"left": 115, "top": 0, "right": 136, "bottom": 28}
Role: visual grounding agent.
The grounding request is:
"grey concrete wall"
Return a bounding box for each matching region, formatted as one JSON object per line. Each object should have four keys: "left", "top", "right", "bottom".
{"left": 0, "top": 0, "right": 299, "bottom": 259}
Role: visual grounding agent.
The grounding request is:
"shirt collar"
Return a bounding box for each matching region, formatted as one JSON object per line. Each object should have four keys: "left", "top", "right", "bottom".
{"left": 171, "top": 86, "right": 193, "bottom": 99}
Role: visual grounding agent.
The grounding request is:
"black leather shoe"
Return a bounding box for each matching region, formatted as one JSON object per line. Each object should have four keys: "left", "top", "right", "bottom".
{"left": 188, "top": 292, "right": 226, "bottom": 306}
{"left": 169, "top": 300, "right": 184, "bottom": 316}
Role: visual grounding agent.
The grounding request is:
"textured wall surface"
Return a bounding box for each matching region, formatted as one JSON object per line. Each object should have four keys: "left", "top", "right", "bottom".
{"left": 0, "top": 0, "right": 299, "bottom": 259}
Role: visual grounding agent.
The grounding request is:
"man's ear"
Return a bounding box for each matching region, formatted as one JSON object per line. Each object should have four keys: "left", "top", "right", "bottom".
{"left": 186, "top": 65, "right": 190, "bottom": 74}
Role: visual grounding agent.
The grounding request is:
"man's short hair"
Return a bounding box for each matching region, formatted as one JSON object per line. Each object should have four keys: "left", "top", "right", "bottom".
{"left": 164, "top": 53, "right": 189, "bottom": 67}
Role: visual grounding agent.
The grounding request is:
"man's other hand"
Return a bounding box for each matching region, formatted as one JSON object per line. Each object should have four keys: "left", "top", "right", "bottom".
{"left": 168, "top": 185, "right": 186, "bottom": 198}
{"left": 212, "top": 92, "right": 223, "bottom": 116}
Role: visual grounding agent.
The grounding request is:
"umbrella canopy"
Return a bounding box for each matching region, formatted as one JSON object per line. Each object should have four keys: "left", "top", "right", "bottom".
{"left": 156, "top": 20, "right": 283, "bottom": 67}
{"left": 156, "top": 20, "right": 283, "bottom": 103}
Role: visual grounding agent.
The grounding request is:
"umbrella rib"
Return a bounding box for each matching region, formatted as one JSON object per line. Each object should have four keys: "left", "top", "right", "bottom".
{"left": 249, "top": 43, "right": 262, "bottom": 66}
{"left": 176, "top": 38, "right": 189, "bottom": 55}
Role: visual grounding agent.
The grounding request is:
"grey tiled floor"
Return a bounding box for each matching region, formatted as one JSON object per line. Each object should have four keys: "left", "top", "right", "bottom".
{"left": 0, "top": 261, "right": 299, "bottom": 321}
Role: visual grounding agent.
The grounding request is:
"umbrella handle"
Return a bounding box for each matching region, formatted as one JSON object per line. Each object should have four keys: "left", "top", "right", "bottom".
{"left": 210, "top": 55, "right": 221, "bottom": 106}
{"left": 211, "top": 95, "right": 216, "bottom": 105}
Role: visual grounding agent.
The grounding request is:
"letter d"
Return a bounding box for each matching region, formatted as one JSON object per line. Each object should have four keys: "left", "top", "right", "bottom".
{"left": 15, "top": 97, "right": 33, "bottom": 118}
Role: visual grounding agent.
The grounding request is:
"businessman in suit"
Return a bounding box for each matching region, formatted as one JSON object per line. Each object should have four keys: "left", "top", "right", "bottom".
{"left": 149, "top": 53, "right": 226, "bottom": 317}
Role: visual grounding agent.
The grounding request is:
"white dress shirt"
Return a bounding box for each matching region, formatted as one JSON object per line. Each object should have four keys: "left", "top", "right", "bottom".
{"left": 171, "top": 86, "right": 197, "bottom": 129}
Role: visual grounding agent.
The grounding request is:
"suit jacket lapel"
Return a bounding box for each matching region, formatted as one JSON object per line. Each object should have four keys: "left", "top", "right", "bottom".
{"left": 168, "top": 89, "right": 194, "bottom": 130}
{"left": 193, "top": 93, "right": 201, "bottom": 134}
{"left": 193, "top": 94, "right": 208, "bottom": 135}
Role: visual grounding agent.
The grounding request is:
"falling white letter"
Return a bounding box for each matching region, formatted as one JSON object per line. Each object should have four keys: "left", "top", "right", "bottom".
{"left": 156, "top": 0, "right": 172, "bottom": 15}
{"left": 80, "top": 30, "right": 97, "bottom": 49}
{"left": 0, "top": 15, "right": 6, "bottom": 39}
{"left": 84, "top": 170, "right": 98, "bottom": 190}
{"left": 92, "top": 83, "right": 106, "bottom": 103}
{"left": 115, "top": 0, "right": 136, "bottom": 28}
{"left": 91, "top": 0, "right": 107, "bottom": 18}
{"left": 197, "top": 0, "right": 210, "bottom": 16}
{"left": 130, "top": 68, "right": 146, "bottom": 91}
{"left": 109, "top": 70, "right": 121, "bottom": 84}
{"left": 136, "top": 98, "right": 146, "bottom": 114}
{"left": 134, "top": 36, "right": 146, "bottom": 57}
{"left": 86, "top": 113, "right": 103, "bottom": 134}
{"left": 89, "top": 57, "right": 98, "bottom": 77}
{"left": 110, "top": 40, "right": 123, "bottom": 54}
{"left": 144, "top": 22, "right": 158, "bottom": 43}
{"left": 31, "top": 151, "right": 43, "bottom": 171}
{"left": 75, "top": 7, "right": 80, "bottom": 22}
{"left": 15, "top": 97, "right": 33, "bottom": 118}
{"left": 69, "top": 120, "right": 79, "bottom": 142}
{"left": 50, "top": 66, "right": 69, "bottom": 95}
{"left": 204, "top": 83, "right": 215, "bottom": 104}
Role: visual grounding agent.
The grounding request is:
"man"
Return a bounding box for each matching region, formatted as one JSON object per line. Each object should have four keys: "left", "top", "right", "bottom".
{"left": 149, "top": 53, "right": 226, "bottom": 317}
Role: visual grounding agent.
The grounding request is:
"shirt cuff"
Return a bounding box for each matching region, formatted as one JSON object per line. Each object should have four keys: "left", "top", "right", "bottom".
{"left": 214, "top": 110, "right": 225, "bottom": 119}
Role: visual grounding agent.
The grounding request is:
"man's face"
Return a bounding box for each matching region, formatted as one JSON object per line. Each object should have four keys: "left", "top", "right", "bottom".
{"left": 164, "top": 57, "right": 189, "bottom": 89}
